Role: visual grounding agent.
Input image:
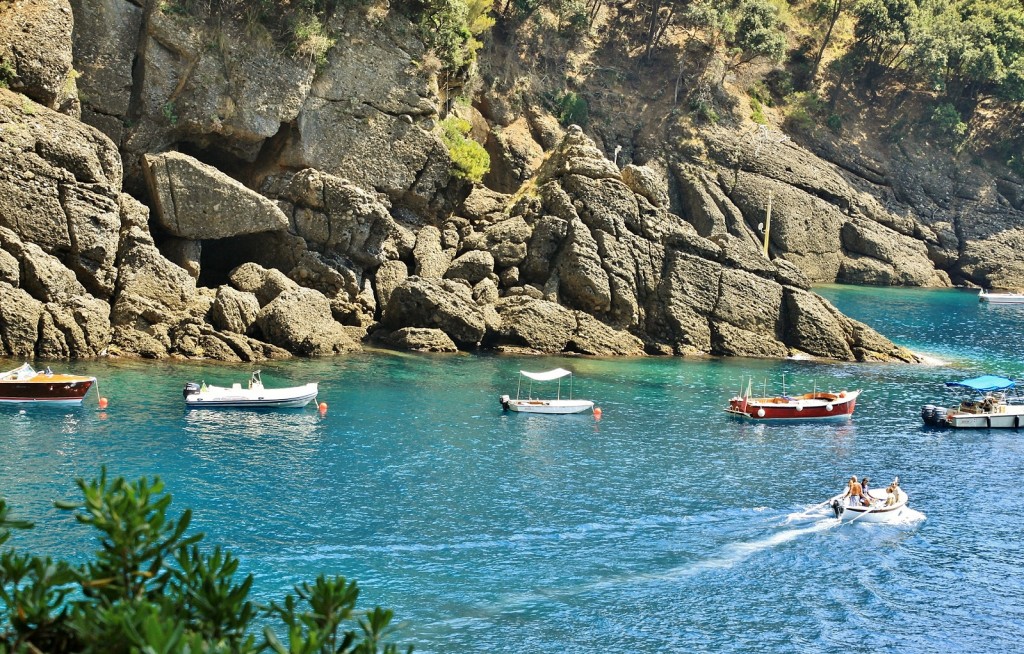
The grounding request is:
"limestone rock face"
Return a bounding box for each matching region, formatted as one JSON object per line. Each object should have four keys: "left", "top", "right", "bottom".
{"left": 0, "top": 284, "right": 45, "bottom": 358}
{"left": 0, "top": 0, "right": 77, "bottom": 113}
{"left": 144, "top": 152, "right": 289, "bottom": 239}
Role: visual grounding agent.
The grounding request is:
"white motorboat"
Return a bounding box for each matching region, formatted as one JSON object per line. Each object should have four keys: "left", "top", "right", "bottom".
{"left": 499, "top": 368, "right": 595, "bottom": 414}
{"left": 829, "top": 479, "right": 909, "bottom": 523}
{"left": 183, "top": 371, "right": 318, "bottom": 409}
{"left": 921, "top": 375, "right": 1024, "bottom": 428}
{"left": 979, "top": 289, "right": 1024, "bottom": 304}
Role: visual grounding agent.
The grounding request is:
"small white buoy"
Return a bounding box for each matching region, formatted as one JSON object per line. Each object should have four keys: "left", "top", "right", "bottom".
{"left": 757, "top": 408, "right": 766, "bottom": 418}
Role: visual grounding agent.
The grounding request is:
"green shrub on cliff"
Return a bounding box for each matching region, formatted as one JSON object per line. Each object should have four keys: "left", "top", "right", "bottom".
{"left": 417, "top": 0, "right": 494, "bottom": 71}
{"left": 440, "top": 116, "right": 490, "bottom": 182}
{"left": 0, "top": 470, "right": 411, "bottom": 653}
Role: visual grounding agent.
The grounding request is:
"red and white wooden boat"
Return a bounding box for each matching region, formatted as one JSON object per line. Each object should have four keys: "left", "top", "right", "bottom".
{"left": 0, "top": 363, "right": 97, "bottom": 405}
{"left": 725, "top": 380, "right": 860, "bottom": 421}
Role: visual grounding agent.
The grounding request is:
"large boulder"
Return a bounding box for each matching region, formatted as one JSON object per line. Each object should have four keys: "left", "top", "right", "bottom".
{"left": 382, "top": 277, "right": 486, "bottom": 348}
{"left": 254, "top": 287, "right": 358, "bottom": 356}
{"left": 144, "top": 152, "right": 289, "bottom": 239}
{"left": 209, "top": 286, "right": 260, "bottom": 334}
{"left": 491, "top": 296, "right": 644, "bottom": 355}
{"left": 0, "top": 0, "right": 77, "bottom": 113}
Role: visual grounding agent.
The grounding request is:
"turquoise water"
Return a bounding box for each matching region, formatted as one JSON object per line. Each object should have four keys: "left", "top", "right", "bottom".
{"left": 2, "top": 286, "right": 1024, "bottom": 652}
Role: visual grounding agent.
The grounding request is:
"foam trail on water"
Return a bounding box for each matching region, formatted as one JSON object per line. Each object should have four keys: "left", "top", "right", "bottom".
{"left": 439, "top": 518, "right": 839, "bottom": 626}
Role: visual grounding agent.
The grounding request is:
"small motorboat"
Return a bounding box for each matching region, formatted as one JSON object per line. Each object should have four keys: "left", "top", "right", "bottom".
{"left": 183, "top": 371, "right": 318, "bottom": 409}
{"left": 725, "top": 378, "right": 860, "bottom": 421}
{"left": 829, "top": 478, "right": 908, "bottom": 523}
{"left": 978, "top": 289, "right": 1024, "bottom": 304}
{"left": 499, "top": 368, "right": 595, "bottom": 414}
{"left": 921, "top": 375, "right": 1024, "bottom": 428}
{"left": 0, "top": 363, "right": 97, "bottom": 405}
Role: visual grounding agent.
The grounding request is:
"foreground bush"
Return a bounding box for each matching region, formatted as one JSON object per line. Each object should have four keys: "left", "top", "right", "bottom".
{"left": 0, "top": 470, "right": 410, "bottom": 653}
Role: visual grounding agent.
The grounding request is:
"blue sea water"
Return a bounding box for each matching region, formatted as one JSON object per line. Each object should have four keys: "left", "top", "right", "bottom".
{"left": 2, "top": 285, "right": 1023, "bottom": 653}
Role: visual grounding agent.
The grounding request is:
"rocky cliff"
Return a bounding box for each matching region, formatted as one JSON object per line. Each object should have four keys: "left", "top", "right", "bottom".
{"left": 0, "top": 0, "right": 948, "bottom": 363}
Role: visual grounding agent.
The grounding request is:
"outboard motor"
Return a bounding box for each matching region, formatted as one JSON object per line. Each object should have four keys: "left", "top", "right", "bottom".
{"left": 499, "top": 394, "right": 511, "bottom": 411}
{"left": 921, "top": 404, "right": 936, "bottom": 425}
{"left": 831, "top": 499, "right": 844, "bottom": 519}
{"left": 183, "top": 382, "right": 201, "bottom": 399}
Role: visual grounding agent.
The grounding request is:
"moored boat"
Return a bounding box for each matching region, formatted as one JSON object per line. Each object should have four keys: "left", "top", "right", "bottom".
{"left": 0, "top": 363, "right": 97, "bottom": 405}
{"left": 499, "top": 368, "right": 595, "bottom": 414}
{"left": 725, "top": 378, "right": 860, "bottom": 421}
{"left": 921, "top": 375, "right": 1024, "bottom": 428}
{"left": 978, "top": 289, "right": 1024, "bottom": 304}
{"left": 183, "top": 371, "right": 318, "bottom": 409}
{"left": 829, "top": 479, "right": 908, "bottom": 523}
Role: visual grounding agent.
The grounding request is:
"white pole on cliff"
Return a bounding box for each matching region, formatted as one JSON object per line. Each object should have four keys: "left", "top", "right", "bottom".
{"left": 762, "top": 190, "right": 773, "bottom": 258}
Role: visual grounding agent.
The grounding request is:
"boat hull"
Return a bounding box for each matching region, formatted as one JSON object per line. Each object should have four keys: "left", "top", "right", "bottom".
{"left": 726, "top": 390, "right": 859, "bottom": 421}
{"left": 184, "top": 383, "right": 319, "bottom": 409}
{"left": 501, "top": 397, "right": 594, "bottom": 414}
{"left": 830, "top": 489, "right": 908, "bottom": 523}
{"left": 921, "top": 404, "right": 1024, "bottom": 428}
{"left": 979, "top": 291, "right": 1024, "bottom": 304}
{"left": 0, "top": 377, "right": 96, "bottom": 404}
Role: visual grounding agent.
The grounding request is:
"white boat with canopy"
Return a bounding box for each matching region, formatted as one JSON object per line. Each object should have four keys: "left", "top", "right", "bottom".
{"left": 921, "top": 375, "right": 1024, "bottom": 428}
{"left": 182, "top": 371, "right": 318, "bottom": 409}
{"left": 499, "top": 368, "right": 595, "bottom": 414}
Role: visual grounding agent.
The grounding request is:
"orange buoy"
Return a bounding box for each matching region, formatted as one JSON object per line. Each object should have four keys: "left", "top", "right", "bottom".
{"left": 98, "top": 397, "right": 109, "bottom": 409}
{"left": 593, "top": 407, "right": 602, "bottom": 420}
{"left": 318, "top": 401, "right": 328, "bottom": 415}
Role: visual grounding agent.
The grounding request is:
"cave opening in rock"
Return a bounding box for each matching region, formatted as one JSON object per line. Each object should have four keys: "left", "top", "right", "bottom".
{"left": 196, "top": 231, "right": 300, "bottom": 289}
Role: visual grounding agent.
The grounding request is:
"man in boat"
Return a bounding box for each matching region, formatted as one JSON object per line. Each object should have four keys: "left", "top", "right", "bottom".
{"left": 841, "top": 476, "right": 866, "bottom": 506}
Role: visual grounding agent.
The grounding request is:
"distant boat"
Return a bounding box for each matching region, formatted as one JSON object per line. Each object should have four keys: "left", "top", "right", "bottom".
{"left": 829, "top": 478, "right": 909, "bottom": 523}
{"left": 978, "top": 289, "right": 1024, "bottom": 304}
{"left": 183, "top": 371, "right": 318, "bottom": 409}
{"left": 499, "top": 368, "right": 595, "bottom": 414}
{"left": 921, "top": 375, "right": 1024, "bottom": 428}
{"left": 0, "top": 363, "right": 97, "bottom": 405}
{"left": 725, "top": 378, "right": 860, "bottom": 421}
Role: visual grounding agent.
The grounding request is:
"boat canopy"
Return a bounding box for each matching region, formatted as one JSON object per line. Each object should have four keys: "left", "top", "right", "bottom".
{"left": 945, "top": 375, "right": 1015, "bottom": 392}
{"left": 520, "top": 368, "right": 573, "bottom": 381}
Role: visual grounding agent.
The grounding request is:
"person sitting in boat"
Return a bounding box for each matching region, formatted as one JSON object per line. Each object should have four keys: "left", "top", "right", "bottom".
{"left": 841, "top": 476, "right": 866, "bottom": 507}
{"left": 860, "top": 477, "right": 873, "bottom": 506}
{"left": 981, "top": 396, "right": 995, "bottom": 413}
{"left": 884, "top": 483, "right": 899, "bottom": 507}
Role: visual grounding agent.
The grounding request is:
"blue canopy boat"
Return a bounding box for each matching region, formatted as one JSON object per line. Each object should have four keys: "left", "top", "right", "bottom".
{"left": 921, "top": 375, "right": 1024, "bottom": 428}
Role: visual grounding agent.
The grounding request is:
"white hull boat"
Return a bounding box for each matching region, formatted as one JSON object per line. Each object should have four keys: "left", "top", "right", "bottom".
{"left": 829, "top": 486, "right": 909, "bottom": 523}
{"left": 499, "top": 368, "right": 595, "bottom": 415}
{"left": 499, "top": 397, "right": 595, "bottom": 414}
{"left": 921, "top": 375, "right": 1024, "bottom": 428}
{"left": 183, "top": 371, "right": 318, "bottom": 409}
{"left": 978, "top": 289, "right": 1024, "bottom": 304}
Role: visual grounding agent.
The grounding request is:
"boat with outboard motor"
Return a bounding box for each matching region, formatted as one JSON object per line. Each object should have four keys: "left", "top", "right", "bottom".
{"left": 725, "top": 377, "right": 860, "bottom": 421}
{"left": 829, "top": 478, "right": 908, "bottom": 523}
{"left": 183, "top": 371, "right": 318, "bottom": 409}
{"left": 499, "top": 368, "right": 595, "bottom": 414}
{"left": 921, "top": 375, "right": 1024, "bottom": 428}
{"left": 0, "top": 363, "right": 97, "bottom": 405}
{"left": 979, "top": 289, "right": 1024, "bottom": 304}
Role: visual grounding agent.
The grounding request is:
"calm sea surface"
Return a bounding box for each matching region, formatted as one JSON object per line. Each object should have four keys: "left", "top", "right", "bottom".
{"left": 2, "top": 286, "right": 1023, "bottom": 653}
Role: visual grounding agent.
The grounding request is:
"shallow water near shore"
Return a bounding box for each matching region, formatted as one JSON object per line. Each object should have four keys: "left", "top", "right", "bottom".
{"left": 2, "top": 285, "right": 1023, "bottom": 652}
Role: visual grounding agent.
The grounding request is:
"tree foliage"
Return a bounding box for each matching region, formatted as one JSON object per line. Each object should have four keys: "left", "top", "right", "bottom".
{"left": 440, "top": 116, "right": 491, "bottom": 181}
{"left": 0, "top": 471, "right": 411, "bottom": 653}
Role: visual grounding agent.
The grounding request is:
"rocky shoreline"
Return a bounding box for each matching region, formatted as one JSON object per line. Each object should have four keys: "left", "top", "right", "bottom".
{"left": 4, "top": 0, "right": 1019, "bottom": 364}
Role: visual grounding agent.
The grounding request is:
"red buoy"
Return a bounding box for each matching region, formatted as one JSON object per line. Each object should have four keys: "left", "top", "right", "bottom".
{"left": 98, "top": 397, "right": 108, "bottom": 409}
{"left": 318, "top": 401, "right": 328, "bottom": 415}
{"left": 594, "top": 407, "right": 602, "bottom": 420}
